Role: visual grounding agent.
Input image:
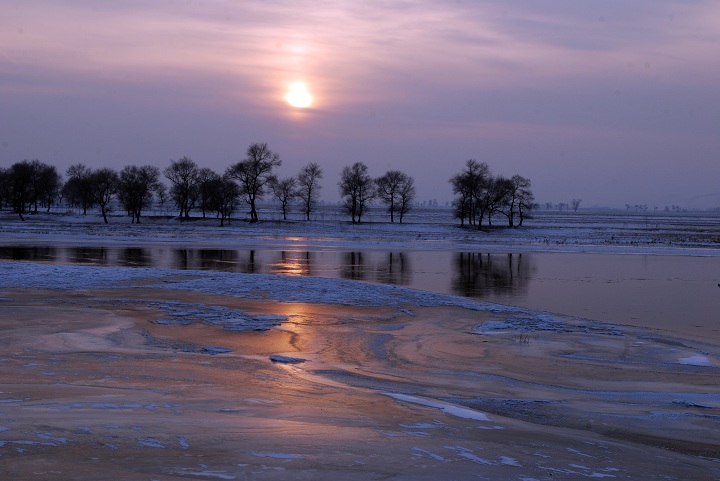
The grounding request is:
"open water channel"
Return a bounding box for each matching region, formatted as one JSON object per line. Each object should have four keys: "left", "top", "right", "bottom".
{"left": 3, "top": 245, "right": 719, "bottom": 340}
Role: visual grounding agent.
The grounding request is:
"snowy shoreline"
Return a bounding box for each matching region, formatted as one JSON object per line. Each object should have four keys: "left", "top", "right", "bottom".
{"left": 1, "top": 208, "right": 719, "bottom": 256}
{"left": 2, "top": 207, "right": 718, "bottom": 342}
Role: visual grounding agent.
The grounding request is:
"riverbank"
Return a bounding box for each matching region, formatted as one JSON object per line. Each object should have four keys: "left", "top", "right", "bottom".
{"left": 1, "top": 207, "right": 720, "bottom": 254}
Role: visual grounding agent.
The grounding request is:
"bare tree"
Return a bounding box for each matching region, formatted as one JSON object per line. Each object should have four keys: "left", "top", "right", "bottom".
{"left": 481, "top": 176, "right": 513, "bottom": 228}
{"left": 155, "top": 182, "right": 167, "bottom": 208}
{"left": 296, "top": 162, "right": 323, "bottom": 221}
{"left": 117, "top": 165, "right": 161, "bottom": 224}
{"left": 571, "top": 198, "right": 582, "bottom": 212}
{"left": 164, "top": 156, "right": 200, "bottom": 219}
{"left": 34, "top": 162, "right": 62, "bottom": 213}
{"left": 269, "top": 177, "right": 296, "bottom": 221}
{"left": 197, "top": 168, "right": 220, "bottom": 218}
{"left": 27, "top": 160, "right": 45, "bottom": 213}
{"left": 499, "top": 174, "right": 534, "bottom": 227}
{"left": 227, "top": 142, "right": 282, "bottom": 222}
{"left": 511, "top": 175, "right": 535, "bottom": 227}
{"left": 22, "top": 160, "right": 61, "bottom": 213}
{"left": 396, "top": 175, "right": 416, "bottom": 224}
{"left": 375, "top": 170, "right": 415, "bottom": 223}
{"left": 8, "top": 160, "right": 35, "bottom": 221}
{"left": 339, "top": 162, "right": 373, "bottom": 224}
{"left": 0, "top": 167, "right": 9, "bottom": 210}
{"left": 449, "top": 159, "right": 489, "bottom": 227}
{"left": 63, "top": 164, "right": 95, "bottom": 215}
{"left": 475, "top": 176, "right": 510, "bottom": 230}
{"left": 88, "top": 168, "right": 119, "bottom": 223}
{"left": 207, "top": 174, "right": 241, "bottom": 226}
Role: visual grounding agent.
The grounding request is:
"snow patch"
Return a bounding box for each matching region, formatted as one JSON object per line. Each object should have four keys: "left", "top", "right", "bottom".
{"left": 201, "top": 346, "right": 232, "bottom": 355}
{"left": 399, "top": 422, "right": 442, "bottom": 429}
{"left": 500, "top": 456, "right": 522, "bottom": 466}
{"left": 672, "top": 399, "right": 712, "bottom": 409}
{"left": 138, "top": 437, "right": 167, "bottom": 448}
{"left": 247, "top": 451, "right": 304, "bottom": 459}
{"left": 567, "top": 447, "right": 593, "bottom": 458}
{"left": 412, "top": 447, "right": 445, "bottom": 461}
{"left": 384, "top": 393, "right": 491, "bottom": 421}
{"left": 50, "top": 402, "right": 179, "bottom": 411}
{"left": 147, "top": 300, "right": 286, "bottom": 332}
{"left": 678, "top": 355, "right": 712, "bottom": 366}
{"left": 36, "top": 432, "right": 69, "bottom": 444}
{"left": 444, "top": 445, "right": 493, "bottom": 465}
{"left": 170, "top": 470, "right": 236, "bottom": 480}
{"left": 269, "top": 355, "right": 306, "bottom": 364}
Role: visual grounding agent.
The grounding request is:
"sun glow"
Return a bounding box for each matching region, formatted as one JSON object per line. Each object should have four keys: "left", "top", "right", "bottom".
{"left": 285, "top": 81, "right": 313, "bottom": 108}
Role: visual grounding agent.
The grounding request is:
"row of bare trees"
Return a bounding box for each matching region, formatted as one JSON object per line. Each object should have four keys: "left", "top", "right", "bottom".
{"left": 161, "top": 143, "right": 323, "bottom": 225}
{"left": 0, "top": 143, "right": 416, "bottom": 225}
{"left": 338, "top": 162, "right": 416, "bottom": 224}
{"left": 0, "top": 159, "right": 63, "bottom": 221}
{"left": 0, "top": 160, "right": 166, "bottom": 224}
{"left": 449, "top": 159, "right": 536, "bottom": 228}
{"left": 0, "top": 144, "right": 320, "bottom": 225}
{"left": 1, "top": 148, "right": 533, "bottom": 228}
{"left": 61, "top": 164, "right": 163, "bottom": 224}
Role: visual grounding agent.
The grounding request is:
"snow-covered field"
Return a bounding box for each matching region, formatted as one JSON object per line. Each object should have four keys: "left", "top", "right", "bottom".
{"left": 0, "top": 208, "right": 719, "bottom": 479}
{"left": 2, "top": 206, "right": 720, "bottom": 254}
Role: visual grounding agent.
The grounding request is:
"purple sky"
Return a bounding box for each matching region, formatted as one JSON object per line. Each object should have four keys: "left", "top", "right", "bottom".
{"left": 2, "top": 1, "right": 719, "bottom": 208}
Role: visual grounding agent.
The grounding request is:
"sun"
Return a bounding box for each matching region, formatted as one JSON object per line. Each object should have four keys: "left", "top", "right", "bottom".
{"left": 285, "top": 81, "right": 313, "bottom": 108}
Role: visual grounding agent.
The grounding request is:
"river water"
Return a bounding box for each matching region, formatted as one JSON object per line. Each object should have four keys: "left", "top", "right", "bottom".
{"left": 2, "top": 245, "right": 719, "bottom": 340}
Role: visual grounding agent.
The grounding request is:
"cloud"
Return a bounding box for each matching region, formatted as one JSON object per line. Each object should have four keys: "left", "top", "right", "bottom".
{"left": 3, "top": 1, "right": 717, "bottom": 101}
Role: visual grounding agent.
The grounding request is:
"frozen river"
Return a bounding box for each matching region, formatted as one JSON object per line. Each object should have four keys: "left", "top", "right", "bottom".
{"left": 3, "top": 244, "right": 718, "bottom": 340}
{"left": 1, "top": 211, "right": 720, "bottom": 479}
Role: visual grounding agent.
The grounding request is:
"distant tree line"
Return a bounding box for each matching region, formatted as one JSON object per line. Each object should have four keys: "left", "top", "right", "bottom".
{"left": 544, "top": 199, "right": 582, "bottom": 212}
{"left": 1, "top": 145, "right": 536, "bottom": 228}
{"left": 449, "top": 159, "right": 536, "bottom": 228}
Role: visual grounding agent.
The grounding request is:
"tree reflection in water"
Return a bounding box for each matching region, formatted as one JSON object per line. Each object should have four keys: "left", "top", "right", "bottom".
{"left": 376, "top": 252, "right": 410, "bottom": 286}
{"left": 341, "top": 252, "right": 365, "bottom": 280}
{"left": 204, "top": 249, "right": 240, "bottom": 271}
{"left": 0, "top": 246, "right": 56, "bottom": 262}
{"left": 239, "top": 250, "right": 258, "bottom": 274}
{"left": 173, "top": 249, "right": 240, "bottom": 271}
{"left": 0, "top": 246, "right": 532, "bottom": 299}
{"left": 118, "top": 248, "right": 151, "bottom": 267}
{"left": 340, "top": 251, "right": 410, "bottom": 285}
{"left": 452, "top": 252, "right": 533, "bottom": 298}
{"left": 69, "top": 247, "right": 108, "bottom": 265}
{"left": 173, "top": 249, "right": 191, "bottom": 270}
{"left": 271, "top": 251, "right": 313, "bottom": 277}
